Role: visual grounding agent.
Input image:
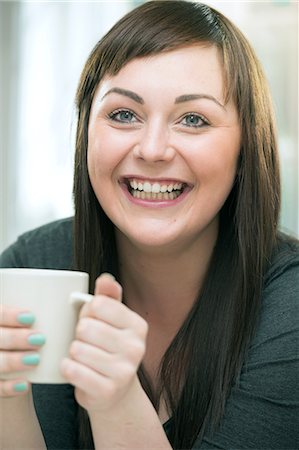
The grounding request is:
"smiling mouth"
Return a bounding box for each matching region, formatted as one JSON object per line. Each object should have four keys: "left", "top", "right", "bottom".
{"left": 124, "top": 178, "right": 187, "bottom": 201}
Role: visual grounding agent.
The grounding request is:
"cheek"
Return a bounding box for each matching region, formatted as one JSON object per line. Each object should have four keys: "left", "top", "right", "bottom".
{"left": 187, "top": 131, "right": 240, "bottom": 191}
{"left": 87, "top": 144, "right": 114, "bottom": 212}
{"left": 87, "top": 126, "right": 134, "bottom": 179}
{"left": 87, "top": 132, "right": 113, "bottom": 181}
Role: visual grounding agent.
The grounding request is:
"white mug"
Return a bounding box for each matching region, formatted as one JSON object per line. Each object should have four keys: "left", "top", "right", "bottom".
{"left": 0, "top": 268, "right": 91, "bottom": 383}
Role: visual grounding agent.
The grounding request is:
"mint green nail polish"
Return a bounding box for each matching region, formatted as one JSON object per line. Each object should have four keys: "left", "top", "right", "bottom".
{"left": 28, "top": 333, "right": 46, "bottom": 346}
{"left": 17, "top": 312, "right": 35, "bottom": 326}
{"left": 22, "top": 354, "right": 40, "bottom": 366}
{"left": 14, "top": 382, "right": 28, "bottom": 392}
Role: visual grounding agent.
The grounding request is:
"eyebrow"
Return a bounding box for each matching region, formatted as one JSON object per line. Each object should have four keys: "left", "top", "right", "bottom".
{"left": 174, "top": 93, "right": 226, "bottom": 110}
{"left": 101, "top": 87, "right": 144, "bottom": 104}
{"left": 101, "top": 87, "right": 225, "bottom": 110}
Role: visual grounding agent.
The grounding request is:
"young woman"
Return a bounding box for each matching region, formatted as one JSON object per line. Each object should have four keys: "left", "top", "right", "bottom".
{"left": 1, "top": 1, "right": 298, "bottom": 449}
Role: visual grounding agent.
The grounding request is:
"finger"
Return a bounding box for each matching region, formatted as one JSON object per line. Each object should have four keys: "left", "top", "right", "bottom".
{"left": 94, "top": 273, "right": 122, "bottom": 302}
{"left": 75, "top": 317, "right": 147, "bottom": 358}
{"left": 61, "top": 358, "right": 140, "bottom": 412}
{"left": 0, "top": 351, "right": 40, "bottom": 374}
{"left": 76, "top": 317, "right": 122, "bottom": 352}
{"left": 0, "top": 328, "right": 46, "bottom": 351}
{"left": 0, "top": 379, "right": 30, "bottom": 397}
{"left": 61, "top": 357, "right": 112, "bottom": 398}
{"left": 0, "top": 305, "right": 35, "bottom": 328}
{"left": 69, "top": 340, "right": 117, "bottom": 376}
{"left": 69, "top": 339, "right": 145, "bottom": 377}
{"left": 78, "top": 272, "right": 122, "bottom": 321}
{"left": 79, "top": 297, "right": 148, "bottom": 335}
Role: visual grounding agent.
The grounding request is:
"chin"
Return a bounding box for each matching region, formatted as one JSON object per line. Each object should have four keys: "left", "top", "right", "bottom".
{"left": 123, "top": 230, "right": 196, "bottom": 255}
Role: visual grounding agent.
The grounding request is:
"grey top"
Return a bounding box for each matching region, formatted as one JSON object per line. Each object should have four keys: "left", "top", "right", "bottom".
{"left": 1, "top": 218, "right": 298, "bottom": 450}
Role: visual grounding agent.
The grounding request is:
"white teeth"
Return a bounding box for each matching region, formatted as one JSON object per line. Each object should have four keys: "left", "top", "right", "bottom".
{"left": 143, "top": 182, "right": 151, "bottom": 193}
{"left": 129, "top": 179, "right": 183, "bottom": 194}
{"left": 152, "top": 182, "right": 160, "bottom": 194}
{"left": 128, "top": 179, "right": 184, "bottom": 202}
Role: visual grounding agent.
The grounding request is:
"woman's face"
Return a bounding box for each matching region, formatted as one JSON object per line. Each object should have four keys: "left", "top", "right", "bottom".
{"left": 87, "top": 45, "right": 241, "bottom": 251}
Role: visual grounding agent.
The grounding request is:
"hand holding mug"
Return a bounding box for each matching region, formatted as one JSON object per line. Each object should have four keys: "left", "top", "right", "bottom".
{"left": 0, "top": 305, "right": 45, "bottom": 397}
{"left": 61, "top": 273, "right": 149, "bottom": 414}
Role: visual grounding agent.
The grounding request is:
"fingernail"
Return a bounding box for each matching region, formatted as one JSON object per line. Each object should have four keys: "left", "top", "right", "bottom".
{"left": 13, "top": 382, "right": 28, "bottom": 392}
{"left": 17, "top": 312, "right": 35, "bottom": 326}
{"left": 101, "top": 273, "right": 115, "bottom": 280}
{"left": 22, "top": 354, "right": 40, "bottom": 366}
{"left": 28, "top": 333, "right": 46, "bottom": 346}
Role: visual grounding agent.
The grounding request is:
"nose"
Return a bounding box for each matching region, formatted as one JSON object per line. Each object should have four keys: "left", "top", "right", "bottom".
{"left": 133, "top": 119, "right": 175, "bottom": 163}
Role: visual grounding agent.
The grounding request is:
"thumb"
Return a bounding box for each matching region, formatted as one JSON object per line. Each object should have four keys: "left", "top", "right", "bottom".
{"left": 94, "top": 273, "right": 122, "bottom": 302}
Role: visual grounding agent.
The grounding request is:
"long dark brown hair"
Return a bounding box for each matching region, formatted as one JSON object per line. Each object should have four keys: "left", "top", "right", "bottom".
{"left": 73, "top": 1, "right": 280, "bottom": 448}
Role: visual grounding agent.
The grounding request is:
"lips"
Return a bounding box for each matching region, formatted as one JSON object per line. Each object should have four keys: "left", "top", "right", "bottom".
{"left": 122, "top": 177, "right": 190, "bottom": 201}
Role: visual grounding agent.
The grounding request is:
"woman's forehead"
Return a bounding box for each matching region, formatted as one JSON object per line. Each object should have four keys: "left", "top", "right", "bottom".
{"left": 95, "top": 45, "right": 227, "bottom": 103}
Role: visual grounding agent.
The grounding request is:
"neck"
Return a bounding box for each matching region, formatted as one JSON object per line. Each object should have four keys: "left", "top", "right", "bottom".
{"left": 116, "top": 220, "right": 218, "bottom": 330}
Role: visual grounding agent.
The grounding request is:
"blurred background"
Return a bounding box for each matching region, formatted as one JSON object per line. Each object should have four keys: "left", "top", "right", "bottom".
{"left": 0, "top": 0, "right": 298, "bottom": 252}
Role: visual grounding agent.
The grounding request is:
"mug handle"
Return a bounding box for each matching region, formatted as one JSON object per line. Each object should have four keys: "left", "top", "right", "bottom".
{"left": 69, "top": 292, "right": 93, "bottom": 306}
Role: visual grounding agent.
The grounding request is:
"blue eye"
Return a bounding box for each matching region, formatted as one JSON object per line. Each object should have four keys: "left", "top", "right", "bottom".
{"left": 182, "top": 113, "right": 208, "bottom": 128}
{"left": 108, "top": 109, "right": 137, "bottom": 123}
